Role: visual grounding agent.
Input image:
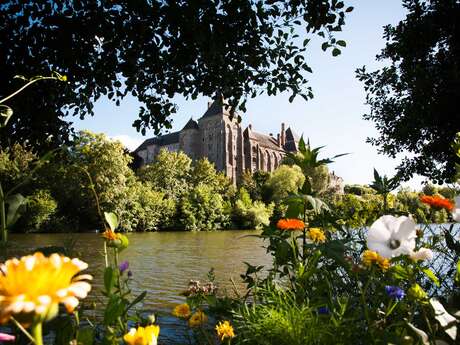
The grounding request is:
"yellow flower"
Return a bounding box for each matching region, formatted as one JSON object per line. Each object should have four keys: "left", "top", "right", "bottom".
{"left": 362, "top": 250, "right": 379, "bottom": 266}
{"left": 215, "top": 320, "right": 235, "bottom": 341}
{"left": 188, "top": 310, "right": 208, "bottom": 328}
{"left": 376, "top": 256, "right": 390, "bottom": 271}
{"left": 308, "top": 228, "right": 326, "bottom": 243}
{"left": 123, "top": 325, "right": 160, "bottom": 345}
{"left": 362, "top": 250, "right": 391, "bottom": 271}
{"left": 172, "top": 303, "right": 191, "bottom": 319}
{"left": 0, "top": 252, "right": 92, "bottom": 325}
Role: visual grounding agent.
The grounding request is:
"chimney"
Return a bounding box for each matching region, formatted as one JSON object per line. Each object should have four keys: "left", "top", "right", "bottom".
{"left": 248, "top": 124, "right": 252, "bottom": 131}
{"left": 281, "top": 123, "right": 286, "bottom": 147}
{"left": 277, "top": 134, "right": 281, "bottom": 147}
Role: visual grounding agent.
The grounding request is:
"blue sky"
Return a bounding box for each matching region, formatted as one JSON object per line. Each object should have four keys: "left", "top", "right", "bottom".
{"left": 72, "top": 0, "right": 423, "bottom": 189}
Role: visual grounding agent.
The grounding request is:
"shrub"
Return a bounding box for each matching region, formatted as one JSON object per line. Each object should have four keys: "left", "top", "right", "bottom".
{"left": 14, "top": 189, "right": 57, "bottom": 232}
{"left": 120, "top": 181, "right": 175, "bottom": 231}
{"left": 234, "top": 188, "right": 274, "bottom": 229}
{"left": 179, "top": 184, "right": 229, "bottom": 231}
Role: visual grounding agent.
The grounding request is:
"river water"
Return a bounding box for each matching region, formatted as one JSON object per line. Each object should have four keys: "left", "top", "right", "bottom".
{"left": 4, "top": 231, "right": 271, "bottom": 344}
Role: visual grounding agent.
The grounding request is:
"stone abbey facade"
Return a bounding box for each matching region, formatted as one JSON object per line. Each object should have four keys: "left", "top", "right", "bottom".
{"left": 134, "top": 99, "right": 300, "bottom": 183}
{"left": 134, "top": 99, "right": 343, "bottom": 193}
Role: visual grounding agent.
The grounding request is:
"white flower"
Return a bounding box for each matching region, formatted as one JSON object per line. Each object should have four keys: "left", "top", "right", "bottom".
{"left": 367, "top": 215, "right": 416, "bottom": 258}
{"left": 452, "top": 196, "right": 460, "bottom": 222}
{"left": 410, "top": 248, "right": 434, "bottom": 261}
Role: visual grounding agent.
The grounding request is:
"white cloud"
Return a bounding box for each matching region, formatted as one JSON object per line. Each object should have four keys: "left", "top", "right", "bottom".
{"left": 111, "top": 135, "right": 144, "bottom": 151}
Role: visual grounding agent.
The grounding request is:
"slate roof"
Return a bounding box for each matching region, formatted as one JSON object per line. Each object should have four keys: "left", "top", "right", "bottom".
{"left": 285, "top": 127, "right": 300, "bottom": 143}
{"left": 284, "top": 127, "right": 300, "bottom": 152}
{"left": 182, "top": 118, "right": 199, "bottom": 130}
{"left": 133, "top": 131, "right": 180, "bottom": 152}
{"left": 249, "top": 131, "right": 284, "bottom": 151}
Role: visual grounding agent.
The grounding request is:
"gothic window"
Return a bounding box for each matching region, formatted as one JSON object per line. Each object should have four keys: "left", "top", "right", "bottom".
{"left": 227, "top": 125, "right": 233, "bottom": 166}
{"left": 267, "top": 150, "right": 272, "bottom": 171}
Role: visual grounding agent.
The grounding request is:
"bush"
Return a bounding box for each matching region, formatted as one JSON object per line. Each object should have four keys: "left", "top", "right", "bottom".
{"left": 234, "top": 188, "right": 274, "bottom": 229}
{"left": 14, "top": 189, "right": 57, "bottom": 232}
{"left": 179, "top": 184, "right": 230, "bottom": 231}
{"left": 120, "top": 181, "right": 176, "bottom": 231}
{"left": 264, "top": 165, "right": 305, "bottom": 201}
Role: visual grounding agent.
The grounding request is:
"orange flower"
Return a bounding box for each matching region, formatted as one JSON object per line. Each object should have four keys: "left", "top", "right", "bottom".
{"left": 420, "top": 195, "right": 454, "bottom": 211}
{"left": 102, "top": 229, "right": 120, "bottom": 241}
{"left": 277, "top": 219, "right": 305, "bottom": 231}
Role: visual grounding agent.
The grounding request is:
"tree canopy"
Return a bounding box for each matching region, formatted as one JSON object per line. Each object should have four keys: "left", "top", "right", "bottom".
{"left": 357, "top": 0, "right": 460, "bottom": 184}
{"left": 0, "top": 0, "right": 352, "bottom": 150}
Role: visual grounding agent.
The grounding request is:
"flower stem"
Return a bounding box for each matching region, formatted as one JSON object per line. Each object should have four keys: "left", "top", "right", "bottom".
{"left": 11, "top": 317, "right": 36, "bottom": 344}
{"left": 31, "top": 321, "right": 44, "bottom": 345}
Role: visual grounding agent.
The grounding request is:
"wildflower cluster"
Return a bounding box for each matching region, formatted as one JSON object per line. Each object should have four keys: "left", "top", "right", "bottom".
{"left": 183, "top": 279, "right": 217, "bottom": 296}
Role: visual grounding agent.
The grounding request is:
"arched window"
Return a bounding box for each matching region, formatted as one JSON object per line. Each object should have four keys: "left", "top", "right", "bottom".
{"left": 267, "top": 150, "right": 272, "bottom": 171}
{"left": 227, "top": 125, "right": 233, "bottom": 166}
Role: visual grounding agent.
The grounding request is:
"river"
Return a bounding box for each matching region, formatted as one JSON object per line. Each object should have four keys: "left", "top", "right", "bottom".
{"left": 3, "top": 231, "right": 271, "bottom": 344}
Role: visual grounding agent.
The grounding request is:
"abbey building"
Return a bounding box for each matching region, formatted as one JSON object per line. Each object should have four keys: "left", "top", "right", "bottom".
{"left": 134, "top": 99, "right": 341, "bottom": 189}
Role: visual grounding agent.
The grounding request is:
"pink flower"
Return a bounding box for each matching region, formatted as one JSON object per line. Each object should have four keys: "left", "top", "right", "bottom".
{"left": 0, "top": 333, "right": 15, "bottom": 342}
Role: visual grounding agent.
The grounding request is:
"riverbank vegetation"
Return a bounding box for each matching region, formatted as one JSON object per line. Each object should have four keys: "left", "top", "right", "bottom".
{"left": 1, "top": 132, "right": 457, "bottom": 234}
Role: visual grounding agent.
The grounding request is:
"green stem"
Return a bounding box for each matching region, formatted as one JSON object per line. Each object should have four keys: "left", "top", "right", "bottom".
{"left": 0, "top": 76, "right": 59, "bottom": 104}
{"left": 11, "top": 317, "right": 36, "bottom": 344}
{"left": 385, "top": 300, "right": 398, "bottom": 317}
{"left": 0, "top": 183, "right": 7, "bottom": 243}
{"left": 103, "top": 241, "right": 108, "bottom": 268}
{"left": 358, "top": 270, "right": 374, "bottom": 340}
{"left": 302, "top": 200, "right": 307, "bottom": 264}
{"left": 31, "top": 322, "right": 43, "bottom": 345}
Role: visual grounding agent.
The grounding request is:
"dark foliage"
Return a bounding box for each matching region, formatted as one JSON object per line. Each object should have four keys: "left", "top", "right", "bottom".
{"left": 357, "top": 0, "right": 460, "bottom": 184}
{"left": 0, "top": 0, "right": 352, "bottom": 151}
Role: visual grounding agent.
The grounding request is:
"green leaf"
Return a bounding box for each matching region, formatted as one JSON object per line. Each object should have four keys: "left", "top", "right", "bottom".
{"left": 298, "top": 136, "right": 307, "bottom": 153}
{"left": 422, "top": 268, "right": 440, "bottom": 286}
{"left": 104, "top": 212, "right": 119, "bottom": 230}
{"left": 332, "top": 48, "right": 341, "bottom": 56}
{"left": 104, "top": 296, "right": 126, "bottom": 325}
{"left": 391, "top": 264, "right": 412, "bottom": 280}
{"left": 321, "top": 42, "right": 329, "bottom": 51}
{"left": 77, "top": 327, "right": 94, "bottom": 345}
{"left": 6, "top": 193, "right": 27, "bottom": 227}
{"left": 285, "top": 199, "right": 302, "bottom": 219}
{"left": 103, "top": 267, "right": 116, "bottom": 295}
{"left": 126, "top": 291, "right": 147, "bottom": 312}
{"left": 337, "top": 40, "right": 346, "bottom": 47}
